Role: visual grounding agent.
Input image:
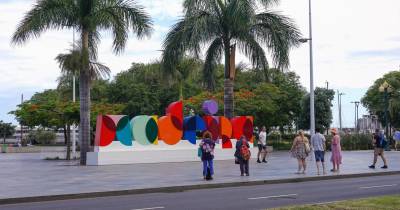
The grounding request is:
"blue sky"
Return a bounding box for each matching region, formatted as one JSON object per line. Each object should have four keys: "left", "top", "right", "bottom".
{"left": 1, "top": 0, "right": 400, "bottom": 128}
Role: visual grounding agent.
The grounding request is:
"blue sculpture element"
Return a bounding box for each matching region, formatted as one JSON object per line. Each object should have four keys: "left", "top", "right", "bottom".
{"left": 183, "top": 115, "right": 206, "bottom": 144}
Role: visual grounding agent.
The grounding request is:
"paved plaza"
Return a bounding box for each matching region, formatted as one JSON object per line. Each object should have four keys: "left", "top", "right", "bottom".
{"left": 0, "top": 151, "right": 399, "bottom": 201}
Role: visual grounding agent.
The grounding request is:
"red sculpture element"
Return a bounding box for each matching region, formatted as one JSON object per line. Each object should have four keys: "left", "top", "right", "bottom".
{"left": 203, "top": 116, "right": 220, "bottom": 141}
{"left": 95, "top": 115, "right": 122, "bottom": 147}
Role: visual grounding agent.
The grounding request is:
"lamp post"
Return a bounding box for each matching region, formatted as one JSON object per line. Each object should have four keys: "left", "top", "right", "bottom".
{"left": 351, "top": 101, "right": 360, "bottom": 133}
{"left": 299, "top": 0, "right": 315, "bottom": 135}
{"left": 337, "top": 91, "right": 345, "bottom": 132}
{"left": 379, "top": 81, "right": 392, "bottom": 140}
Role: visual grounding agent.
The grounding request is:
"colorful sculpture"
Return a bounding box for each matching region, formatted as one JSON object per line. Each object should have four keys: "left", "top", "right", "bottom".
{"left": 94, "top": 99, "right": 253, "bottom": 148}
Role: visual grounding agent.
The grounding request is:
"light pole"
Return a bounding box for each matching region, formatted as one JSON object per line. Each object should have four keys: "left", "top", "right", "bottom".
{"left": 351, "top": 101, "right": 360, "bottom": 133}
{"left": 379, "top": 81, "right": 392, "bottom": 140}
{"left": 299, "top": 0, "right": 315, "bottom": 135}
{"left": 72, "top": 30, "right": 77, "bottom": 157}
{"left": 337, "top": 91, "right": 345, "bottom": 132}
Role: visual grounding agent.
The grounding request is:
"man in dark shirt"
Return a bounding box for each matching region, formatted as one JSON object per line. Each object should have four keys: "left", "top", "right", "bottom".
{"left": 369, "top": 129, "right": 388, "bottom": 169}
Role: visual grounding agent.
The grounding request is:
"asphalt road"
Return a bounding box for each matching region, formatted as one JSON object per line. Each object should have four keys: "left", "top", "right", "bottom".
{"left": 1, "top": 175, "right": 400, "bottom": 210}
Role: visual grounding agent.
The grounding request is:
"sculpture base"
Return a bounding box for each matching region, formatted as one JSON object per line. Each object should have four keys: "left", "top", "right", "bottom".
{"left": 87, "top": 140, "right": 272, "bottom": 165}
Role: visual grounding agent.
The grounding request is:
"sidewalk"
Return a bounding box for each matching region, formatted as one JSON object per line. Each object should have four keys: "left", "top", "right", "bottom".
{"left": 0, "top": 151, "right": 399, "bottom": 202}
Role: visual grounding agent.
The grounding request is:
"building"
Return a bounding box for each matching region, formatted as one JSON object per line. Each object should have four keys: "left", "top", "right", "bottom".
{"left": 357, "top": 115, "right": 382, "bottom": 134}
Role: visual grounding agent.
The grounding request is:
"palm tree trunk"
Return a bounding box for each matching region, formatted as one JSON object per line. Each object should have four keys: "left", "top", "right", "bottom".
{"left": 224, "top": 44, "right": 234, "bottom": 119}
{"left": 80, "top": 29, "right": 91, "bottom": 165}
{"left": 66, "top": 124, "right": 71, "bottom": 160}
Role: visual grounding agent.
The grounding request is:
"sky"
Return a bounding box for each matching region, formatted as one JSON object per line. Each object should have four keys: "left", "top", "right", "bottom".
{"left": 0, "top": 0, "right": 399, "bottom": 128}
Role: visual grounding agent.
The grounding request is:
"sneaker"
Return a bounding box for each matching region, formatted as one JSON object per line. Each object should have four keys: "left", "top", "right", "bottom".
{"left": 368, "top": 165, "right": 375, "bottom": 169}
{"left": 381, "top": 165, "right": 388, "bottom": 169}
{"left": 262, "top": 159, "right": 267, "bottom": 163}
{"left": 257, "top": 159, "right": 261, "bottom": 163}
{"left": 246, "top": 173, "right": 250, "bottom": 176}
{"left": 241, "top": 173, "right": 244, "bottom": 176}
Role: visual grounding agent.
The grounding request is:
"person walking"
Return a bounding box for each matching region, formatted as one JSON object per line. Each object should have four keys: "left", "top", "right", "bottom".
{"left": 393, "top": 129, "right": 400, "bottom": 151}
{"left": 199, "top": 131, "right": 215, "bottom": 180}
{"left": 369, "top": 129, "right": 388, "bottom": 169}
{"left": 330, "top": 128, "right": 342, "bottom": 172}
{"left": 235, "top": 135, "right": 251, "bottom": 176}
{"left": 290, "top": 130, "right": 310, "bottom": 174}
{"left": 311, "top": 128, "right": 326, "bottom": 175}
{"left": 257, "top": 126, "right": 268, "bottom": 163}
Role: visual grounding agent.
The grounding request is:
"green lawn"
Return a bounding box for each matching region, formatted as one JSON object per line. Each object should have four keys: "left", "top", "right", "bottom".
{"left": 271, "top": 195, "right": 400, "bottom": 210}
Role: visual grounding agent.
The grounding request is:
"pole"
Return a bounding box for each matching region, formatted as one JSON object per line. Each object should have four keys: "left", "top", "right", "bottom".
{"left": 20, "top": 94, "right": 24, "bottom": 143}
{"left": 351, "top": 102, "right": 356, "bottom": 132}
{"left": 384, "top": 88, "right": 389, "bottom": 138}
{"left": 325, "top": 81, "right": 329, "bottom": 89}
{"left": 308, "top": 0, "right": 315, "bottom": 135}
{"left": 72, "top": 30, "right": 76, "bottom": 157}
{"left": 355, "top": 101, "right": 359, "bottom": 133}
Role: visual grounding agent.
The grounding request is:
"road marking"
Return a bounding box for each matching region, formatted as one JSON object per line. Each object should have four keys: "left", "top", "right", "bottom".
{"left": 311, "top": 201, "right": 338, "bottom": 205}
{"left": 248, "top": 194, "right": 298, "bottom": 200}
{"left": 131, "top": 207, "right": 165, "bottom": 210}
{"left": 359, "top": 184, "right": 397, "bottom": 189}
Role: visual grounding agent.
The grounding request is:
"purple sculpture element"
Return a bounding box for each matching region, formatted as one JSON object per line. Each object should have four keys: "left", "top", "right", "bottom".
{"left": 202, "top": 100, "right": 218, "bottom": 115}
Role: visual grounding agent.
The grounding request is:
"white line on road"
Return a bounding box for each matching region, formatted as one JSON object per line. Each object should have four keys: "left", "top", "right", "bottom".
{"left": 248, "top": 194, "right": 298, "bottom": 200}
{"left": 131, "top": 207, "right": 165, "bottom": 210}
{"left": 359, "top": 184, "right": 397, "bottom": 189}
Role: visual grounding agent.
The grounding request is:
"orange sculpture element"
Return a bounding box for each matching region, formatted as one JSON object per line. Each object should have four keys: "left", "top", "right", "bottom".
{"left": 95, "top": 115, "right": 121, "bottom": 147}
{"left": 219, "top": 116, "right": 233, "bottom": 148}
{"left": 158, "top": 115, "right": 183, "bottom": 145}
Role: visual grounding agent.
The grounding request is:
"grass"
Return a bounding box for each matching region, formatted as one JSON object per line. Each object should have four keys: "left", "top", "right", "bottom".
{"left": 271, "top": 195, "right": 400, "bottom": 210}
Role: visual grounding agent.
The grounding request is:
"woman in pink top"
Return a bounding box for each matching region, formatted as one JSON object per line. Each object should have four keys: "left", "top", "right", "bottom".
{"left": 330, "top": 128, "right": 342, "bottom": 172}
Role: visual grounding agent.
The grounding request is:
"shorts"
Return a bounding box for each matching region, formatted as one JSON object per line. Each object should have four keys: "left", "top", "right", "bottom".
{"left": 314, "top": 151, "right": 325, "bottom": 162}
{"left": 258, "top": 144, "right": 266, "bottom": 152}
{"left": 374, "top": 148, "right": 384, "bottom": 156}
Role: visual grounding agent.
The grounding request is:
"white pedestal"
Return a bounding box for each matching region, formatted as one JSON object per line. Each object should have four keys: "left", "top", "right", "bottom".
{"left": 87, "top": 140, "right": 261, "bottom": 165}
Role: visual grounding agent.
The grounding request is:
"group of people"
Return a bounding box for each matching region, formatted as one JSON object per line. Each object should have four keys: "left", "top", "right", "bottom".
{"left": 198, "top": 131, "right": 251, "bottom": 180}
{"left": 290, "top": 128, "right": 342, "bottom": 175}
{"left": 198, "top": 126, "right": 394, "bottom": 181}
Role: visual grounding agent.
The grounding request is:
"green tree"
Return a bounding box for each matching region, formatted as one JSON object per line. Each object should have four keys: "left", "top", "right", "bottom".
{"left": 362, "top": 71, "right": 400, "bottom": 129}
{"left": 0, "top": 121, "right": 16, "bottom": 144}
{"left": 298, "top": 88, "right": 335, "bottom": 133}
{"left": 162, "top": 0, "right": 301, "bottom": 118}
{"left": 12, "top": 0, "right": 152, "bottom": 165}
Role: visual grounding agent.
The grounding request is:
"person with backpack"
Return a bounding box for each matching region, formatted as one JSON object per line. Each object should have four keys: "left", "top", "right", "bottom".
{"left": 369, "top": 129, "right": 388, "bottom": 169}
{"left": 199, "top": 131, "right": 215, "bottom": 180}
{"left": 393, "top": 128, "right": 400, "bottom": 151}
{"left": 235, "top": 135, "right": 251, "bottom": 176}
{"left": 290, "top": 130, "right": 310, "bottom": 174}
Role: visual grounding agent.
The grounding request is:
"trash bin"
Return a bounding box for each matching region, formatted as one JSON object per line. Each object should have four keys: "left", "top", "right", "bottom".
{"left": 1, "top": 144, "right": 7, "bottom": 153}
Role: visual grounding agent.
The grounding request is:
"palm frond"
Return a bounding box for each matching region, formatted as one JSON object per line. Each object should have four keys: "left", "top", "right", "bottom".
{"left": 203, "top": 38, "right": 223, "bottom": 91}
{"left": 252, "top": 11, "right": 301, "bottom": 69}
{"left": 11, "top": 0, "right": 77, "bottom": 45}
{"left": 93, "top": 0, "right": 153, "bottom": 54}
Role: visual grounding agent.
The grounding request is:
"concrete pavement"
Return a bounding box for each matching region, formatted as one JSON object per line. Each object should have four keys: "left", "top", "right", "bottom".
{"left": 0, "top": 151, "right": 399, "bottom": 204}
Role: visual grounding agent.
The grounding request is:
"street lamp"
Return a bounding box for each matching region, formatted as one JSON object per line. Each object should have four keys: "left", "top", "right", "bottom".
{"left": 379, "top": 81, "right": 392, "bottom": 140}
{"left": 299, "top": 0, "right": 315, "bottom": 135}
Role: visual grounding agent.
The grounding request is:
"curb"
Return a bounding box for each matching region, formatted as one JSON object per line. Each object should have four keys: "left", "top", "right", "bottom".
{"left": 1, "top": 171, "right": 400, "bottom": 205}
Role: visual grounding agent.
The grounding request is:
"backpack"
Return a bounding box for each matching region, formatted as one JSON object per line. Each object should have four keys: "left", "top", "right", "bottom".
{"left": 240, "top": 140, "right": 251, "bottom": 160}
{"left": 201, "top": 141, "right": 213, "bottom": 159}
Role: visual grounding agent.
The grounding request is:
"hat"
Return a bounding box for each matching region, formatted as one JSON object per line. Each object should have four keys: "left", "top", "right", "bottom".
{"left": 330, "top": 128, "right": 338, "bottom": 134}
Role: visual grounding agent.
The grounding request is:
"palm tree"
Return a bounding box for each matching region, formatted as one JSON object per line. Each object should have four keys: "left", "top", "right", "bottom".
{"left": 56, "top": 44, "right": 111, "bottom": 161}
{"left": 162, "top": 0, "right": 301, "bottom": 118}
{"left": 12, "top": 0, "right": 152, "bottom": 165}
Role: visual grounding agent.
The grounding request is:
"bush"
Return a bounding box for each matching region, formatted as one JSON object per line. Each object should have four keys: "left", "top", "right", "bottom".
{"left": 28, "top": 130, "right": 56, "bottom": 145}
